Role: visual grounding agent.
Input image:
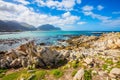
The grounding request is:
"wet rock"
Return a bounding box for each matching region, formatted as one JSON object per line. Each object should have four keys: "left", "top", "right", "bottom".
{"left": 39, "top": 43, "right": 45, "bottom": 46}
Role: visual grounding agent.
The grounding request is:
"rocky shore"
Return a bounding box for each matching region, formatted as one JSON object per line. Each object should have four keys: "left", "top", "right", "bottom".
{"left": 0, "top": 32, "right": 120, "bottom": 80}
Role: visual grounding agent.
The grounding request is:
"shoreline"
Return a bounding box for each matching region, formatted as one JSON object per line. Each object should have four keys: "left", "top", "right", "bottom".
{"left": 0, "top": 32, "right": 120, "bottom": 80}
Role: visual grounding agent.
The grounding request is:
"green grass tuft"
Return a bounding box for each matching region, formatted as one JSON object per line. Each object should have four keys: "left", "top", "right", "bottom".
{"left": 0, "top": 69, "right": 7, "bottom": 78}
{"left": 84, "top": 70, "right": 92, "bottom": 80}
{"left": 50, "top": 69, "right": 63, "bottom": 78}
{"left": 34, "top": 70, "right": 46, "bottom": 80}
{"left": 2, "top": 72, "right": 21, "bottom": 80}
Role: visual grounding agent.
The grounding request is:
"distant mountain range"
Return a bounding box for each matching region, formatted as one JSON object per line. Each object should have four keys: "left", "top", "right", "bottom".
{"left": 0, "top": 20, "right": 61, "bottom": 32}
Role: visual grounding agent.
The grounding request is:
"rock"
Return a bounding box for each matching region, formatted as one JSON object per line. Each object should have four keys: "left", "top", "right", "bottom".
{"left": 110, "top": 68, "right": 120, "bottom": 75}
{"left": 0, "top": 59, "right": 9, "bottom": 68}
{"left": 73, "top": 68, "right": 84, "bottom": 80}
{"left": 21, "top": 57, "right": 28, "bottom": 67}
{"left": 27, "top": 74, "right": 35, "bottom": 80}
{"left": 60, "top": 50, "right": 70, "bottom": 58}
{"left": 109, "top": 68, "right": 120, "bottom": 78}
{"left": 84, "top": 58, "right": 93, "bottom": 64}
{"left": 37, "top": 47, "right": 64, "bottom": 67}
{"left": 98, "top": 71, "right": 107, "bottom": 76}
{"left": 10, "top": 59, "right": 21, "bottom": 68}
{"left": 39, "top": 43, "right": 45, "bottom": 46}
{"left": 32, "top": 57, "right": 45, "bottom": 67}
{"left": 20, "top": 78, "right": 25, "bottom": 80}
{"left": 27, "top": 70, "right": 35, "bottom": 73}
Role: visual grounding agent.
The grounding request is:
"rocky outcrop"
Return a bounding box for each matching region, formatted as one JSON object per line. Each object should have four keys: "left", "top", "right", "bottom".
{"left": 0, "top": 41, "right": 66, "bottom": 69}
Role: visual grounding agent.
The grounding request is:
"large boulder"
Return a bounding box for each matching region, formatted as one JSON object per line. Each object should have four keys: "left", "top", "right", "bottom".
{"left": 37, "top": 47, "right": 65, "bottom": 67}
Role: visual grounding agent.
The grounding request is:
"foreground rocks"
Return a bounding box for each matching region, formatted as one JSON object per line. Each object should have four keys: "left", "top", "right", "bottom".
{"left": 0, "top": 41, "right": 66, "bottom": 69}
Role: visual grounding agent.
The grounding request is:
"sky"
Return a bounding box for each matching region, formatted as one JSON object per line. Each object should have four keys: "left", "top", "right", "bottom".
{"left": 0, "top": 0, "right": 120, "bottom": 31}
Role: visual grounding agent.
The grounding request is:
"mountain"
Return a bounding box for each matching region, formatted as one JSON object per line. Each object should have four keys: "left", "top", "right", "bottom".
{"left": 0, "top": 20, "right": 61, "bottom": 32}
{"left": 0, "top": 20, "right": 36, "bottom": 32}
{"left": 37, "top": 24, "right": 61, "bottom": 31}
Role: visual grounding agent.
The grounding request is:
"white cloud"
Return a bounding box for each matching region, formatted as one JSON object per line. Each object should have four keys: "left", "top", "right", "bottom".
{"left": 102, "top": 18, "right": 120, "bottom": 27}
{"left": 82, "top": 5, "right": 94, "bottom": 11}
{"left": 97, "top": 5, "right": 104, "bottom": 11}
{"left": 82, "top": 5, "right": 110, "bottom": 22}
{"left": 0, "top": 0, "right": 80, "bottom": 29}
{"left": 62, "top": 12, "right": 71, "bottom": 18}
{"left": 76, "top": 0, "right": 81, "bottom": 4}
{"left": 112, "top": 11, "right": 120, "bottom": 14}
{"left": 77, "top": 21, "right": 86, "bottom": 25}
{"left": 81, "top": 5, "right": 120, "bottom": 27}
{"left": 35, "top": 0, "right": 81, "bottom": 11}
{"left": 14, "top": 0, "right": 30, "bottom": 5}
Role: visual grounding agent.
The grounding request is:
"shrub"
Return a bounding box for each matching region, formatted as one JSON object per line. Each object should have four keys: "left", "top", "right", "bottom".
{"left": 84, "top": 70, "right": 92, "bottom": 80}
{"left": 71, "top": 61, "right": 79, "bottom": 69}
{"left": 35, "top": 70, "right": 46, "bottom": 79}
{"left": 102, "top": 64, "right": 108, "bottom": 70}
{"left": 50, "top": 69, "right": 63, "bottom": 78}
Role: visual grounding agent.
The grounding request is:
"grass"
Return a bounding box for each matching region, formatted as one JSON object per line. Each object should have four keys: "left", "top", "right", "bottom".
{"left": 115, "top": 61, "right": 120, "bottom": 68}
{"left": 102, "top": 64, "right": 108, "bottom": 70}
{"left": 70, "top": 60, "right": 80, "bottom": 69}
{"left": 2, "top": 72, "right": 21, "bottom": 80}
{"left": 84, "top": 70, "right": 92, "bottom": 80}
{"left": 2, "top": 69, "right": 27, "bottom": 80}
{"left": 50, "top": 69, "right": 63, "bottom": 78}
{"left": 0, "top": 69, "right": 7, "bottom": 78}
{"left": 71, "top": 70, "right": 77, "bottom": 77}
{"left": 34, "top": 70, "right": 46, "bottom": 80}
{"left": 105, "top": 59, "right": 113, "bottom": 65}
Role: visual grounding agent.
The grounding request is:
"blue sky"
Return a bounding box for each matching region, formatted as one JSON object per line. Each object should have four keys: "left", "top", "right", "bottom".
{"left": 0, "top": 0, "right": 120, "bottom": 31}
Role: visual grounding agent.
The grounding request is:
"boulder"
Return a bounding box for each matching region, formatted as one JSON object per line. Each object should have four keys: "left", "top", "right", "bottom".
{"left": 109, "top": 68, "right": 120, "bottom": 78}
{"left": 73, "top": 68, "right": 84, "bottom": 80}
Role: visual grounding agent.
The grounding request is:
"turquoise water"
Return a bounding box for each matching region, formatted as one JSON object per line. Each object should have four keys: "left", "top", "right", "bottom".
{"left": 0, "top": 31, "right": 101, "bottom": 45}
{"left": 0, "top": 31, "right": 118, "bottom": 51}
{"left": 0, "top": 31, "right": 102, "bottom": 39}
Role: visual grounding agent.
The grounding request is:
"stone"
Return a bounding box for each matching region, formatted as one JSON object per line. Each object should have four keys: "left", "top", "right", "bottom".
{"left": 98, "top": 71, "right": 107, "bottom": 76}
{"left": 109, "top": 68, "right": 120, "bottom": 78}
{"left": 73, "top": 68, "right": 84, "bottom": 80}
{"left": 21, "top": 57, "right": 28, "bottom": 67}
{"left": 27, "top": 70, "right": 35, "bottom": 73}
{"left": 27, "top": 74, "right": 35, "bottom": 80}
{"left": 110, "top": 68, "right": 120, "bottom": 75}
{"left": 84, "top": 58, "right": 93, "bottom": 64}
{"left": 10, "top": 59, "right": 21, "bottom": 68}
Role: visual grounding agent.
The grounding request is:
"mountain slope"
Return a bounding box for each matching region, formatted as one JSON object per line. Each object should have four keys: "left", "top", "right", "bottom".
{"left": 0, "top": 20, "right": 36, "bottom": 31}
{"left": 37, "top": 24, "right": 61, "bottom": 31}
